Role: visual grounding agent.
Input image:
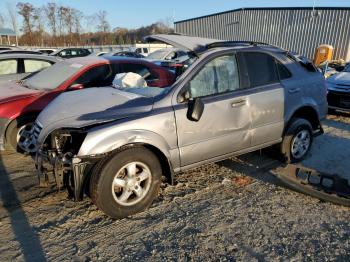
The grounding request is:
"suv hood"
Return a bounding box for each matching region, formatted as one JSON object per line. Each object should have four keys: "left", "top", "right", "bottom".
{"left": 144, "top": 34, "right": 222, "bottom": 55}
{"left": 0, "top": 81, "right": 40, "bottom": 104}
{"left": 327, "top": 72, "right": 350, "bottom": 86}
{"left": 37, "top": 87, "right": 154, "bottom": 140}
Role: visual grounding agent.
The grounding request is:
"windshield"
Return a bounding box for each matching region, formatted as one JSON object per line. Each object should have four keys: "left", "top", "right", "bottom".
{"left": 147, "top": 49, "right": 169, "bottom": 60}
{"left": 24, "top": 61, "right": 84, "bottom": 90}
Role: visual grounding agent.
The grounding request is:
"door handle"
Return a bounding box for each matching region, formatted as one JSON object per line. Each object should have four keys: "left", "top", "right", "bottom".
{"left": 288, "top": 88, "right": 301, "bottom": 94}
{"left": 231, "top": 99, "right": 246, "bottom": 108}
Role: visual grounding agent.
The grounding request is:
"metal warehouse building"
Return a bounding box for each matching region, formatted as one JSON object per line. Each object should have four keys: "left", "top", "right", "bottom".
{"left": 174, "top": 7, "right": 350, "bottom": 61}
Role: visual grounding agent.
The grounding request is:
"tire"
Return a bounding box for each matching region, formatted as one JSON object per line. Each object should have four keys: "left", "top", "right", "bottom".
{"left": 281, "top": 118, "right": 313, "bottom": 163}
{"left": 90, "top": 147, "right": 162, "bottom": 219}
{"left": 6, "top": 116, "right": 37, "bottom": 154}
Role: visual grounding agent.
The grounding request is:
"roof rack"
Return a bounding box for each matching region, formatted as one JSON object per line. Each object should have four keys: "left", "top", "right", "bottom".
{"left": 206, "top": 41, "right": 285, "bottom": 51}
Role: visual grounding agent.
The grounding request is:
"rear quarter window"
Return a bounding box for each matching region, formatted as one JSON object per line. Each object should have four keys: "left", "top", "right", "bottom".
{"left": 276, "top": 60, "right": 292, "bottom": 80}
{"left": 242, "top": 52, "right": 279, "bottom": 87}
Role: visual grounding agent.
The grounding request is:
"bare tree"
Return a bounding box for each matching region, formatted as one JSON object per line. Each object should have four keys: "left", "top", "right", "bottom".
{"left": 57, "top": 5, "right": 65, "bottom": 39}
{"left": 44, "top": 2, "right": 57, "bottom": 37}
{"left": 17, "top": 2, "right": 35, "bottom": 44}
{"left": 6, "top": 3, "right": 19, "bottom": 46}
{"left": 96, "top": 10, "right": 110, "bottom": 44}
{"left": 84, "top": 14, "right": 97, "bottom": 33}
{"left": 96, "top": 10, "right": 110, "bottom": 33}
{"left": 33, "top": 7, "right": 44, "bottom": 45}
{"left": 72, "top": 9, "right": 83, "bottom": 44}
{"left": 13, "top": 2, "right": 174, "bottom": 47}
{"left": 73, "top": 9, "right": 83, "bottom": 34}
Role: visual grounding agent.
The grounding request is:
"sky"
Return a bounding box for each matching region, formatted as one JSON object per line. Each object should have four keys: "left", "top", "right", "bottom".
{"left": 1, "top": 0, "right": 350, "bottom": 29}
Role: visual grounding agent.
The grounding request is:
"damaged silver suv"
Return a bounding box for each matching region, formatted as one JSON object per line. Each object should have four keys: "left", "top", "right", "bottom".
{"left": 35, "top": 35, "right": 327, "bottom": 218}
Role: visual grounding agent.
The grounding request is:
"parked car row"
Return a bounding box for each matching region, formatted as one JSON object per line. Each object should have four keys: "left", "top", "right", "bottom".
{"left": 0, "top": 34, "right": 333, "bottom": 219}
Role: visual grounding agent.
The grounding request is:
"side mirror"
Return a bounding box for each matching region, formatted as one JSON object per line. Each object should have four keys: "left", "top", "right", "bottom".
{"left": 187, "top": 97, "right": 204, "bottom": 122}
{"left": 67, "top": 83, "right": 84, "bottom": 91}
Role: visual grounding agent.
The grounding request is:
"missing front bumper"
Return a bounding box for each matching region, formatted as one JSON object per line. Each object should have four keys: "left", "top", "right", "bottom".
{"left": 36, "top": 150, "right": 102, "bottom": 200}
{"left": 274, "top": 164, "right": 350, "bottom": 207}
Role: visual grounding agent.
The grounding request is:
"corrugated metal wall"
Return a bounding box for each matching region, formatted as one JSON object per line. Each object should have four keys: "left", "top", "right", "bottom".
{"left": 175, "top": 8, "right": 350, "bottom": 60}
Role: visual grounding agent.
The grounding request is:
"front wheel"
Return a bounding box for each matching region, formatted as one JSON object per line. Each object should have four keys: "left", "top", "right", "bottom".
{"left": 89, "top": 147, "right": 162, "bottom": 219}
{"left": 6, "top": 116, "right": 37, "bottom": 154}
{"left": 281, "top": 118, "right": 313, "bottom": 163}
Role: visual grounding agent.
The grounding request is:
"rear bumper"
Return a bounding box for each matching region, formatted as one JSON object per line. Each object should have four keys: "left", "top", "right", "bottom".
{"left": 0, "top": 117, "right": 11, "bottom": 151}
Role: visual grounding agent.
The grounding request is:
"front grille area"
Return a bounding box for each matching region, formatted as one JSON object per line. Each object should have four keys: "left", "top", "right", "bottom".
{"left": 328, "top": 91, "right": 350, "bottom": 109}
{"left": 336, "top": 83, "right": 350, "bottom": 88}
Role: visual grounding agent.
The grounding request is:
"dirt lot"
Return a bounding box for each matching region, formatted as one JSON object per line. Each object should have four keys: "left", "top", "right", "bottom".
{"left": 0, "top": 113, "right": 350, "bottom": 261}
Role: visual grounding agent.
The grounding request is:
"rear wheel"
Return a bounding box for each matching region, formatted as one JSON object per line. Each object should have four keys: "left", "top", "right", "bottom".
{"left": 90, "top": 147, "right": 162, "bottom": 219}
{"left": 6, "top": 116, "right": 37, "bottom": 154}
{"left": 281, "top": 118, "right": 313, "bottom": 163}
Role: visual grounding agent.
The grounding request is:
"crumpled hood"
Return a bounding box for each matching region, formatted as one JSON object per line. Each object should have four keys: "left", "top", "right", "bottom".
{"left": 0, "top": 81, "right": 41, "bottom": 104}
{"left": 37, "top": 87, "right": 154, "bottom": 142}
{"left": 327, "top": 72, "right": 350, "bottom": 86}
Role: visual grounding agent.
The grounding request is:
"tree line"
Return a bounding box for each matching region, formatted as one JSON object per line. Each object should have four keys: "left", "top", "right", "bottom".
{"left": 0, "top": 2, "right": 174, "bottom": 47}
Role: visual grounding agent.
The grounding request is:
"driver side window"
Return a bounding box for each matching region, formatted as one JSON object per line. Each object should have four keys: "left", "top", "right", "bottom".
{"left": 189, "top": 55, "right": 240, "bottom": 98}
{"left": 74, "top": 65, "right": 112, "bottom": 87}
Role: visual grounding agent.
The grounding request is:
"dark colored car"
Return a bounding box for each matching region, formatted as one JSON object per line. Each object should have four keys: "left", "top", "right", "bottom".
{"left": 326, "top": 64, "right": 350, "bottom": 112}
{"left": 113, "top": 51, "right": 145, "bottom": 58}
{"left": 0, "top": 56, "right": 176, "bottom": 153}
{"left": 50, "top": 48, "right": 91, "bottom": 59}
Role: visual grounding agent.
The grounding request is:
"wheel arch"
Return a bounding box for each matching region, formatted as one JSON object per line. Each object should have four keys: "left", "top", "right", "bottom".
{"left": 78, "top": 129, "right": 178, "bottom": 185}
{"left": 127, "top": 142, "right": 175, "bottom": 185}
{"left": 4, "top": 112, "right": 39, "bottom": 145}
{"left": 285, "top": 105, "right": 321, "bottom": 134}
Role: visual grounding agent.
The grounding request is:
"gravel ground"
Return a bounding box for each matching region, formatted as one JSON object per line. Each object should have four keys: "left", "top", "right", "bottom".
{"left": 0, "top": 113, "right": 349, "bottom": 261}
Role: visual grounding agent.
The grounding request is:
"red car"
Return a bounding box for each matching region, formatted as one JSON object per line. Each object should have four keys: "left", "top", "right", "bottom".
{"left": 0, "top": 56, "right": 176, "bottom": 153}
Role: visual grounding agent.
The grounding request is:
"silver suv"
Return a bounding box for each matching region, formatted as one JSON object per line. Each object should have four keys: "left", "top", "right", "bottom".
{"left": 35, "top": 35, "right": 327, "bottom": 218}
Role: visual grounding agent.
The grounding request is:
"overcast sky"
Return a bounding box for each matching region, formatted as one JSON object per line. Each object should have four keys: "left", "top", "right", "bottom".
{"left": 1, "top": 0, "right": 350, "bottom": 29}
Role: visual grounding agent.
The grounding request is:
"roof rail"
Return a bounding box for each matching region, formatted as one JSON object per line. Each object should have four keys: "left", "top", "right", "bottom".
{"left": 206, "top": 41, "right": 285, "bottom": 51}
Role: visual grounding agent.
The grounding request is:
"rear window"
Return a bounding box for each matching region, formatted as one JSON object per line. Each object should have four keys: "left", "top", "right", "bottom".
{"left": 243, "top": 52, "right": 279, "bottom": 87}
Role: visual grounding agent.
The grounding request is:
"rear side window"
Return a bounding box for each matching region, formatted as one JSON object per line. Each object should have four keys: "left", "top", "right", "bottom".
{"left": 59, "top": 50, "right": 69, "bottom": 57}
{"left": 243, "top": 52, "right": 279, "bottom": 87}
{"left": 24, "top": 59, "right": 52, "bottom": 73}
{"left": 276, "top": 60, "right": 292, "bottom": 80}
{"left": 0, "top": 59, "right": 17, "bottom": 75}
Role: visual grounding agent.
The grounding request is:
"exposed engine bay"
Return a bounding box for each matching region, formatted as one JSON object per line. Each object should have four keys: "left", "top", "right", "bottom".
{"left": 36, "top": 128, "right": 94, "bottom": 199}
